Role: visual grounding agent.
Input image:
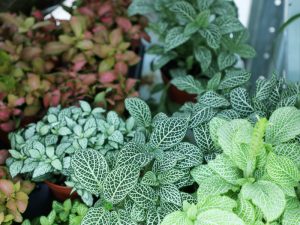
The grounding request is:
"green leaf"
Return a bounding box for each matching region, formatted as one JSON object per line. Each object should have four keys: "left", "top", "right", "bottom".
{"left": 103, "top": 165, "right": 139, "bottom": 204}
{"left": 165, "top": 27, "right": 190, "bottom": 52}
{"left": 207, "top": 73, "right": 221, "bottom": 90}
{"left": 131, "top": 204, "right": 146, "bottom": 222}
{"left": 219, "top": 70, "right": 251, "bottom": 90}
{"left": 255, "top": 78, "right": 273, "bottom": 101}
{"left": 58, "top": 127, "right": 72, "bottom": 136}
{"left": 197, "top": 0, "right": 214, "bottom": 10}
{"left": 171, "top": 75, "right": 204, "bottom": 95}
{"left": 218, "top": 52, "right": 237, "bottom": 70}
{"left": 195, "top": 10, "right": 210, "bottom": 28}
{"left": 116, "top": 142, "right": 152, "bottom": 168}
{"left": 159, "top": 184, "right": 182, "bottom": 206}
{"left": 215, "top": 16, "right": 244, "bottom": 34}
{"left": 161, "top": 211, "right": 193, "bottom": 225}
{"left": 129, "top": 184, "right": 157, "bottom": 209}
{"left": 150, "top": 117, "right": 188, "bottom": 150}
{"left": 71, "top": 149, "right": 109, "bottom": 195}
{"left": 241, "top": 181, "right": 286, "bottom": 222}
{"left": 197, "top": 195, "right": 237, "bottom": 213}
{"left": 158, "top": 169, "right": 185, "bottom": 185}
{"left": 81, "top": 207, "right": 111, "bottom": 225}
{"left": 209, "top": 117, "right": 228, "bottom": 147}
{"left": 128, "top": 0, "right": 154, "bottom": 16}
{"left": 282, "top": 207, "right": 300, "bottom": 225}
{"left": 235, "top": 198, "right": 256, "bottom": 224}
{"left": 172, "top": 142, "right": 203, "bottom": 168}
{"left": 196, "top": 209, "right": 245, "bottom": 225}
{"left": 33, "top": 163, "right": 52, "bottom": 178}
{"left": 266, "top": 152, "right": 300, "bottom": 188}
{"left": 51, "top": 159, "right": 62, "bottom": 171}
{"left": 141, "top": 171, "right": 158, "bottom": 186}
{"left": 199, "top": 24, "right": 221, "bottom": 49}
{"left": 198, "top": 91, "right": 230, "bottom": 108}
{"left": 171, "top": 1, "right": 196, "bottom": 22}
{"left": 190, "top": 104, "right": 216, "bottom": 128}
{"left": 230, "top": 88, "right": 254, "bottom": 117}
{"left": 234, "top": 44, "right": 256, "bottom": 58}
{"left": 265, "top": 107, "right": 300, "bottom": 145}
{"left": 152, "top": 53, "right": 177, "bottom": 71}
{"left": 273, "top": 143, "right": 300, "bottom": 168}
{"left": 208, "top": 154, "right": 243, "bottom": 185}
{"left": 194, "top": 123, "right": 214, "bottom": 153}
{"left": 79, "top": 101, "right": 91, "bottom": 113}
{"left": 125, "top": 98, "right": 152, "bottom": 127}
{"left": 194, "top": 46, "right": 212, "bottom": 72}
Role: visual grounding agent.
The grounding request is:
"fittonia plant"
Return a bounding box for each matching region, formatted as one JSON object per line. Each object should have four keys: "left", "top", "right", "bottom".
{"left": 176, "top": 74, "right": 300, "bottom": 161}
{"left": 162, "top": 107, "right": 300, "bottom": 225}
{"left": 6, "top": 101, "right": 137, "bottom": 204}
{"left": 70, "top": 98, "right": 204, "bottom": 224}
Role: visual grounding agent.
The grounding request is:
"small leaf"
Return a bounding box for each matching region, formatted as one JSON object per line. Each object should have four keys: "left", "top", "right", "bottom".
{"left": 165, "top": 27, "right": 190, "bottom": 52}
{"left": 215, "top": 16, "right": 244, "bottom": 34}
{"left": 129, "top": 184, "right": 157, "bottom": 209}
{"left": 198, "top": 91, "right": 230, "bottom": 108}
{"left": 194, "top": 46, "right": 212, "bottom": 72}
{"left": 199, "top": 24, "right": 221, "bottom": 49}
{"left": 218, "top": 52, "right": 237, "bottom": 70}
{"left": 79, "top": 101, "right": 91, "bottom": 113}
{"left": 219, "top": 70, "right": 251, "bottom": 90}
{"left": 125, "top": 98, "right": 152, "bottom": 127}
{"left": 189, "top": 104, "right": 216, "bottom": 128}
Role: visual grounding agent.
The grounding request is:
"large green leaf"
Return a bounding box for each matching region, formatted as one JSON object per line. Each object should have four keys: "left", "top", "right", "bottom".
{"left": 194, "top": 46, "right": 212, "bottom": 72}
{"left": 81, "top": 207, "right": 111, "bottom": 225}
{"left": 266, "top": 152, "right": 300, "bottom": 188}
{"left": 165, "top": 27, "right": 190, "bottom": 52}
{"left": 191, "top": 164, "right": 214, "bottom": 184}
{"left": 198, "top": 91, "right": 230, "bottom": 108}
{"left": 125, "top": 98, "right": 151, "bottom": 127}
{"left": 241, "top": 181, "right": 286, "bottom": 222}
{"left": 171, "top": 75, "right": 204, "bottom": 95}
{"left": 129, "top": 184, "right": 157, "bottom": 209}
{"left": 197, "top": 195, "right": 237, "bottom": 213}
{"left": 150, "top": 117, "right": 188, "bottom": 150}
{"left": 170, "top": 1, "right": 196, "bottom": 22}
{"left": 199, "top": 24, "right": 221, "bottom": 49}
{"left": 234, "top": 198, "right": 256, "bottom": 224}
{"left": 161, "top": 211, "right": 193, "bottom": 225}
{"left": 265, "top": 107, "right": 300, "bottom": 145}
{"left": 196, "top": 209, "right": 245, "bottom": 225}
{"left": 219, "top": 70, "right": 251, "bottom": 90}
{"left": 103, "top": 165, "right": 139, "bottom": 204}
{"left": 71, "top": 150, "right": 109, "bottom": 195}
{"left": 208, "top": 154, "right": 243, "bottom": 185}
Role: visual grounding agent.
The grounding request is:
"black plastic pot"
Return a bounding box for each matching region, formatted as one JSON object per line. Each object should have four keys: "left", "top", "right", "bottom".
{"left": 0, "top": 0, "right": 64, "bottom": 15}
{"left": 128, "top": 43, "right": 145, "bottom": 80}
{"left": 23, "top": 183, "right": 53, "bottom": 219}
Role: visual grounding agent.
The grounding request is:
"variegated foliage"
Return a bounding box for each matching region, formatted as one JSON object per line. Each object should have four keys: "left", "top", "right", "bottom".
{"left": 163, "top": 107, "right": 300, "bottom": 225}
{"left": 129, "top": 0, "right": 255, "bottom": 93}
{"left": 177, "top": 74, "right": 300, "bottom": 161}
{"left": 72, "top": 98, "right": 203, "bottom": 225}
{"left": 7, "top": 101, "right": 137, "bottom": 205}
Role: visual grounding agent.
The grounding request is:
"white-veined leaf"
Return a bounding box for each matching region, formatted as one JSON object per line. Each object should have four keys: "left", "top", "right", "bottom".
{"left": 198, "top": 91, "right": 230, "bottom": 108}
{"left": 161, "top": 211, "right": 193, "bottom": 225}
{"left": 125, "top": 98, "right": 152, "bottom": 127}
{"left": 194, "top": 46, "right": 212, "bottom": 72}
{"left": 215, "top": 16, "right": 244, "bottom": 34}
{"left": 230, "top": 88, "right": 254, "bottom": 117}
{"left": 172, "top": 142, "right": 203, "bottom": 168}
{"left": 217, "top": 52, "right": 237, "bottom": 70}
{"left": 171, "top": 75, "right": 204, "bottom": 95}
{"left": 196, "top": 209, "right": 245, "bottom": 225}
{"left": 165, "top": 27, "right": 190, "bottom": 52}
{"left": 129, "top": 183, "right": 157, "bottom": 209}
{"left": 170, "top": 1, "right": 196, "bottom": 22}
{"left": 159, "top": 184, "right": 182, "bottom": 206}
{"left": 81, "top": 207, "right": 111, "bottom": 225}
{"left": 199, "top": 24, "right": 221, "bottom": 49}
{"left": 219, "top": 70, "right": 251, "bottom": 90}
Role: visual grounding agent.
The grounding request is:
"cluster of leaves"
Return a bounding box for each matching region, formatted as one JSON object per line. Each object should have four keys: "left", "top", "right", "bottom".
{"left": 21, "top": 199, "right": 88, "bottom": 225}
{"left": 129, "top": 0, "right": 255, "bottom": 86}
{"left": 69, "top": 98, "right": 204, "bottom": 224}
{"left": 0, "top": 1, "right": 147, "bottom": 133}
{"left": 174, "top": 74, "right": 300, "bottom": 160}
{"left": 163, "top": 107, "right": 300, "bottom": 224}
{"left": 6, "top": 101, "right": 137, "bottom": 205}
{"left": 0, "top": 166, "right": 35, "bottom": 225}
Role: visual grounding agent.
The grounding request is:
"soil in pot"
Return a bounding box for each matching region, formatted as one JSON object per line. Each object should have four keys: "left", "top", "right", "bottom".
{"left": 160, "top": 61, "right": 200, "bottom": 104}
{"left": 45, "top": 180, "right": 78, "bottom": 202}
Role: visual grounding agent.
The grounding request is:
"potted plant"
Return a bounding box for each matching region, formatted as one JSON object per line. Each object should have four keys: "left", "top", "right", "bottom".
{"left": 129, "top": 0, "right": 256, "bottom": 103}
{"left": 163, "top": 107, "right": 300, "bottom": 224}
{"left": 22, "top": 198, "right": 88, "bottom": 225}
{"left": 68, "top": 98, "right": 204, "bottom": 224}
{"left": 0, "top": 166, "right": 35, "bottom": 224}
{"left": 6, "top": 101, "right": 138, "bottom": 202}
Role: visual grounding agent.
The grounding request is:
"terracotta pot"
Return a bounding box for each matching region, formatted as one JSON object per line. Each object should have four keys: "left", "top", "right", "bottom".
{"left": 45, "top": 181, "right": 78, "bottom": 202}
{"left": 161, "top": 72, "right": 197, "bottom": 104}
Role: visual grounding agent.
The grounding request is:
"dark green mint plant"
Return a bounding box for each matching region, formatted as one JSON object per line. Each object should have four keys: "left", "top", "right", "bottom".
{"left": 70, "top": 98, "right": 203, "bottom": 224}
{"left": 129, "top": 0, "right": 255, "bottom": 91}
{"left": 162, "top": 107, "right": 300, "bottom": 224}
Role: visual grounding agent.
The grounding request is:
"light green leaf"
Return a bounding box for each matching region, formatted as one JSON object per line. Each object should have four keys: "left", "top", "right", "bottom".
{"left": 71, "top": 149, "right": 109, "bottom": 195}
{"left": 79, "top": 101, "right": 91, "bottom": 113}
{"left": 195, "top": 10, "right": 210, "bottom": 28}
{"left": 219, "top": 70, "right": 251, "bottom": 90}
{"left": 196, "top": 209, "right": 245, "bottom": 225}
{"left": 273, "top": 143, "right": 300, "bottom": 168}
{"left": 265, "top": 107, "right": 300, "bottom": 145}
{"left": 125, "top": 98, "right": 152, "bottom": 127}
{"left": 161, "top": 211, "right": 193, "bottom": 225}
{"left": 165, "top": 27, "right": 190, "bottom": 52}
{"left": 191, "top": 164, "right": 214, "bottom": 184}
{"left": 194, "top": 46, "right": 212, "bottom": 72}
{"left": 241, "top": 181, "right": 286, "bottom": 222}
{"left": 209, "top": 117, "right": 228, "bottom": 147}
{"left": 150, "top": 117, "right": 188, "bottom": 150}
{"left": 58, "top": 127, "right": 72, "bottom": 136}
{"left": 266, "top": 152, "right": 300, "bottom": 188}
{"left": 282, "top": 207, "right": 300, "bottom": 225}
{"left": 199, "top": 24, "right": 221, "bottom": 49}
{"left": 141, "top": 171, "right": 158, "bottom": 186}
{"left": 235, "top": 198, "right": 256, "bottom": 224}
{"left": 171, "top": 75, "right": 204, "bottom": 95}
{"left": 51, "top": 159, "right": 62, "bottom": 171}
{"left": 9, "top": 160, "right": 23, "bottom": 178}
{"left": 128, "top": 0, "right": 154, "bottom": 16}
{"left": 197, "top": 195, "right": 237, "bottom": 213}
{"left": 217, "top": 52, "right": 237, "bottom": 70}
{"left": 103, "top": 165, "right": 139, "bottom": 204}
